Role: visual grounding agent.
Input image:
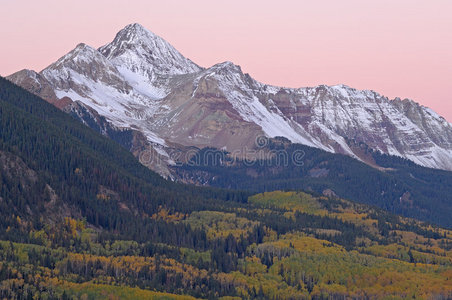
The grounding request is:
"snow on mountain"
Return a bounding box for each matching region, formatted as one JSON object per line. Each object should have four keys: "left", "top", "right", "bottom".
{"left": 285, "top": 84, "right": 452, "bottom": 170}
{"left": 99, "top": 23, "right": 202, "bottom": 99}
{"left": 158, "top": 61, "right": 452, "bottom": 170}
{"left": 198, "top": 62, "right": 339, "bottom": 152}
{"left": 6, "top": 23, "right": 452, "bottom": 173}
{"left": 41, "top": 42, "right": 166, "bottom": 145}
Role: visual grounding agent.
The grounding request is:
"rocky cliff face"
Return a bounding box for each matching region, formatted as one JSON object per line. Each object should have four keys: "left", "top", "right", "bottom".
{"left": 7, "top": 69, "right": 58, "bottom": 102}
{"left": 7, "top": 23, "right": 452, "bottom": 174}
{"left": 264, "top": 84, "right": 452, "bottom": 170}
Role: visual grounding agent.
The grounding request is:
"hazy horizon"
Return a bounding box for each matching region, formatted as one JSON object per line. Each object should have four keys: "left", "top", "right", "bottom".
{"left": 1, "top": 0, "right": 451, "bottom": 121}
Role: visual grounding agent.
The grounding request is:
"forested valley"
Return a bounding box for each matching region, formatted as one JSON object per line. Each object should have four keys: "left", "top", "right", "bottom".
{"left": 0, "top": 77, "right": 451, "bottom": 299}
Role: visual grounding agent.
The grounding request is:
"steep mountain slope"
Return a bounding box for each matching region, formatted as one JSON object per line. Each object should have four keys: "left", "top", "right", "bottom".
{"left": 0, "top": 76, "right": 246, "bottom": 230}
{"left": 6, "top": 69, "right": 58, "bottom": 102}
{"left": 6, "top": 68, "right": 138, "bottom": 150}
{"left": 7, "top": 23, "right": 452, "bottom": 173}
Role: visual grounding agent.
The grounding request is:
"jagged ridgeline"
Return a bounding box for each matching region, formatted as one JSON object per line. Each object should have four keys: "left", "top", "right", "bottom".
{"left": 1, "top": 77, "right": 452, "bottom": 299}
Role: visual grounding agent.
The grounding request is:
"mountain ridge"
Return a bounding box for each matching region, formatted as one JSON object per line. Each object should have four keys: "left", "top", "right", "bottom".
{"left": 7, "top": 23, "right": 452, "bottom": 173}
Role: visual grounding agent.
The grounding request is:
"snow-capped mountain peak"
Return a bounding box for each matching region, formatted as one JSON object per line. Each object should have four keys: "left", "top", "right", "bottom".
{"left": 49, "top": 43, "right": 100, "bottom": 68}
{"left": 7, "top": 23, "right": 452, "bottom": 174}
{"left": 99, "top": 23, "right": 202, "bottom": 77}
{"left": 210, "top": 61, "right": 241, "bottom": 71}
{"left": 41, "top": 41, "right": 131, "bottom": 96}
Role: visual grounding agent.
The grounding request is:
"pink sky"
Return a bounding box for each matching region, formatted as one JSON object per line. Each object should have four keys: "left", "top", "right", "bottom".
{"left": 1, "top": 0, "right": 451, "bottom": 121}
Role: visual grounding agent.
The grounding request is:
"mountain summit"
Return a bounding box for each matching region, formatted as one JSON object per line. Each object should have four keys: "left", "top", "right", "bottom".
{"left": 99, "top": 23, "right": 201, "bottom": 76}
{"left": 7, "top": 23, "right": 452, "bottom": 173}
